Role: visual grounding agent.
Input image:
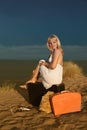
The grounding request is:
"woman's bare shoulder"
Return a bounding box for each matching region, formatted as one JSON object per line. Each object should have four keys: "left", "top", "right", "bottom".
{"left": 53, "top": 48, "right": 61, "bottom": 54}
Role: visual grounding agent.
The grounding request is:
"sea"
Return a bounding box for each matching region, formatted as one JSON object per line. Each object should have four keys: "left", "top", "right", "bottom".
{"left": 0, "top": 60, "right": 87, "bottom": 85}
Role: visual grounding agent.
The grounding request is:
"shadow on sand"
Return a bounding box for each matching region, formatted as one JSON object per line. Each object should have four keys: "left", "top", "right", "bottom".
{"left": 15, "top": 84, "right": 29, "bottom": 103}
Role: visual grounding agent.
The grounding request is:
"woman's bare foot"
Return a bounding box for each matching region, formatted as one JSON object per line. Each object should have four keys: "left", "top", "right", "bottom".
{"left": 26, "top": 77, "right": 37, "bottom": 84}
{"left": 26, "top": 79, "right": 36, "bottom": 84}
{"left": 19, "top": 78, "right": 37, "bottom": 89}
{"left": 19, "top": 85, "right": 27, "bottom": 89}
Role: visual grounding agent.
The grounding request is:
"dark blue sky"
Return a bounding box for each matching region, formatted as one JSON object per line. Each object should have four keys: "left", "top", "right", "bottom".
{"left": 0, "top": 0, "right": 87, "bottom": 46}
{"left": 0, "top": 0, "right": 87, "bottom": 60}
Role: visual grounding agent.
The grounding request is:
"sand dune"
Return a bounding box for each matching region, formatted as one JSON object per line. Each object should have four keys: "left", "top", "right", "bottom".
{"left": 0, "top": 74, "right": 87, "bottom": 130}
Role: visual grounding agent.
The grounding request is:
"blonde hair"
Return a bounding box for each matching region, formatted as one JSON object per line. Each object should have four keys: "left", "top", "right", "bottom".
{"left": 47, "top": 34, "right": 61, "bottom": 50}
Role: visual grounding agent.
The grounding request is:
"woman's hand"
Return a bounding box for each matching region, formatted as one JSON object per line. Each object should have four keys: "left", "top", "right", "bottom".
{"left": 39, "top": 60, "right": 46, "bottom": 66}
{"left": 39, "top": 60, "right": 49, "bottom": 67}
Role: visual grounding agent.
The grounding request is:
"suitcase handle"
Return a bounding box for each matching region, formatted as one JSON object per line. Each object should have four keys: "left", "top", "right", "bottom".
{"left": 61, "top": 90, "right": 69, "bottom": 94}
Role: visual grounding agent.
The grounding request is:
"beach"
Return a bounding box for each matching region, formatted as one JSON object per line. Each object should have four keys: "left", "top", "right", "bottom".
{"left": 0, "top": 60, "right": 87, "bottom": 130}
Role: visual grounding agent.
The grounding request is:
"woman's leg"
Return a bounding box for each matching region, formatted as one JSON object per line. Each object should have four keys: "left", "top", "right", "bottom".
{"left": 26, "top": 64, "right": 40, "bottom": 84}
{"left": 20, "top": 64, "right": 40, "bottom": 89}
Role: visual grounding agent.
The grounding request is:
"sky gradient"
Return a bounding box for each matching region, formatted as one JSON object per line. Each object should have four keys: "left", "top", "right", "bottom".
{"left": 0, "top": 0, "right": 87, "bottom": 60}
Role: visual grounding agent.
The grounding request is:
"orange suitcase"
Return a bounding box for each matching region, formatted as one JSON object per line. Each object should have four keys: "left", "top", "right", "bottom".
{"left": 51, "top": 92, "right": 81, "bottom": 116}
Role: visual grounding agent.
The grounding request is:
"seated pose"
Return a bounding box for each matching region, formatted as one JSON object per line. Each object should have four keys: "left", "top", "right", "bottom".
{"left": 20, "top": 34, "right": 65, "bottom": 106}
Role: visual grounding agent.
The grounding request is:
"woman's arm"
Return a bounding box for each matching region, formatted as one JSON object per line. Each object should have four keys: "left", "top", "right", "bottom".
{"left": 40, "top": 49, "right": 61, "bottom": 69}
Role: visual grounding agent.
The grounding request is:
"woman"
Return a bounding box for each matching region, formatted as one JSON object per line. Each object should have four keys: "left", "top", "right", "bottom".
{"left": 20, "top": 34, "right": 65, "bottom": 106}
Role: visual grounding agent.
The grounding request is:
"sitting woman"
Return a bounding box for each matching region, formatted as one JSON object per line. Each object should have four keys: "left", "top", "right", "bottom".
{"left": 20, "top": 34, "right": 65, "bottom": 106}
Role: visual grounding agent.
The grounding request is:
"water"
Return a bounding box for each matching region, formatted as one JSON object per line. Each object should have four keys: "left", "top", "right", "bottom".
{"left": 0, "top": 60, "right": 87, "bottom": 85}
{"left": 0, "top": 60, "right": 38, "bottom": 85}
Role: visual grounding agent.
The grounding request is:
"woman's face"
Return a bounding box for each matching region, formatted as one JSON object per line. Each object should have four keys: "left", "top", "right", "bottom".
{"left": 48, "top": 38, "right": 58, "bottom": 50}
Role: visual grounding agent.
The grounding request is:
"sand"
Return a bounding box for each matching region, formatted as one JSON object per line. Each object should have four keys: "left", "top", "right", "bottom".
{"left": 0, "top": 75, "right": 87, "bottom": 130}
